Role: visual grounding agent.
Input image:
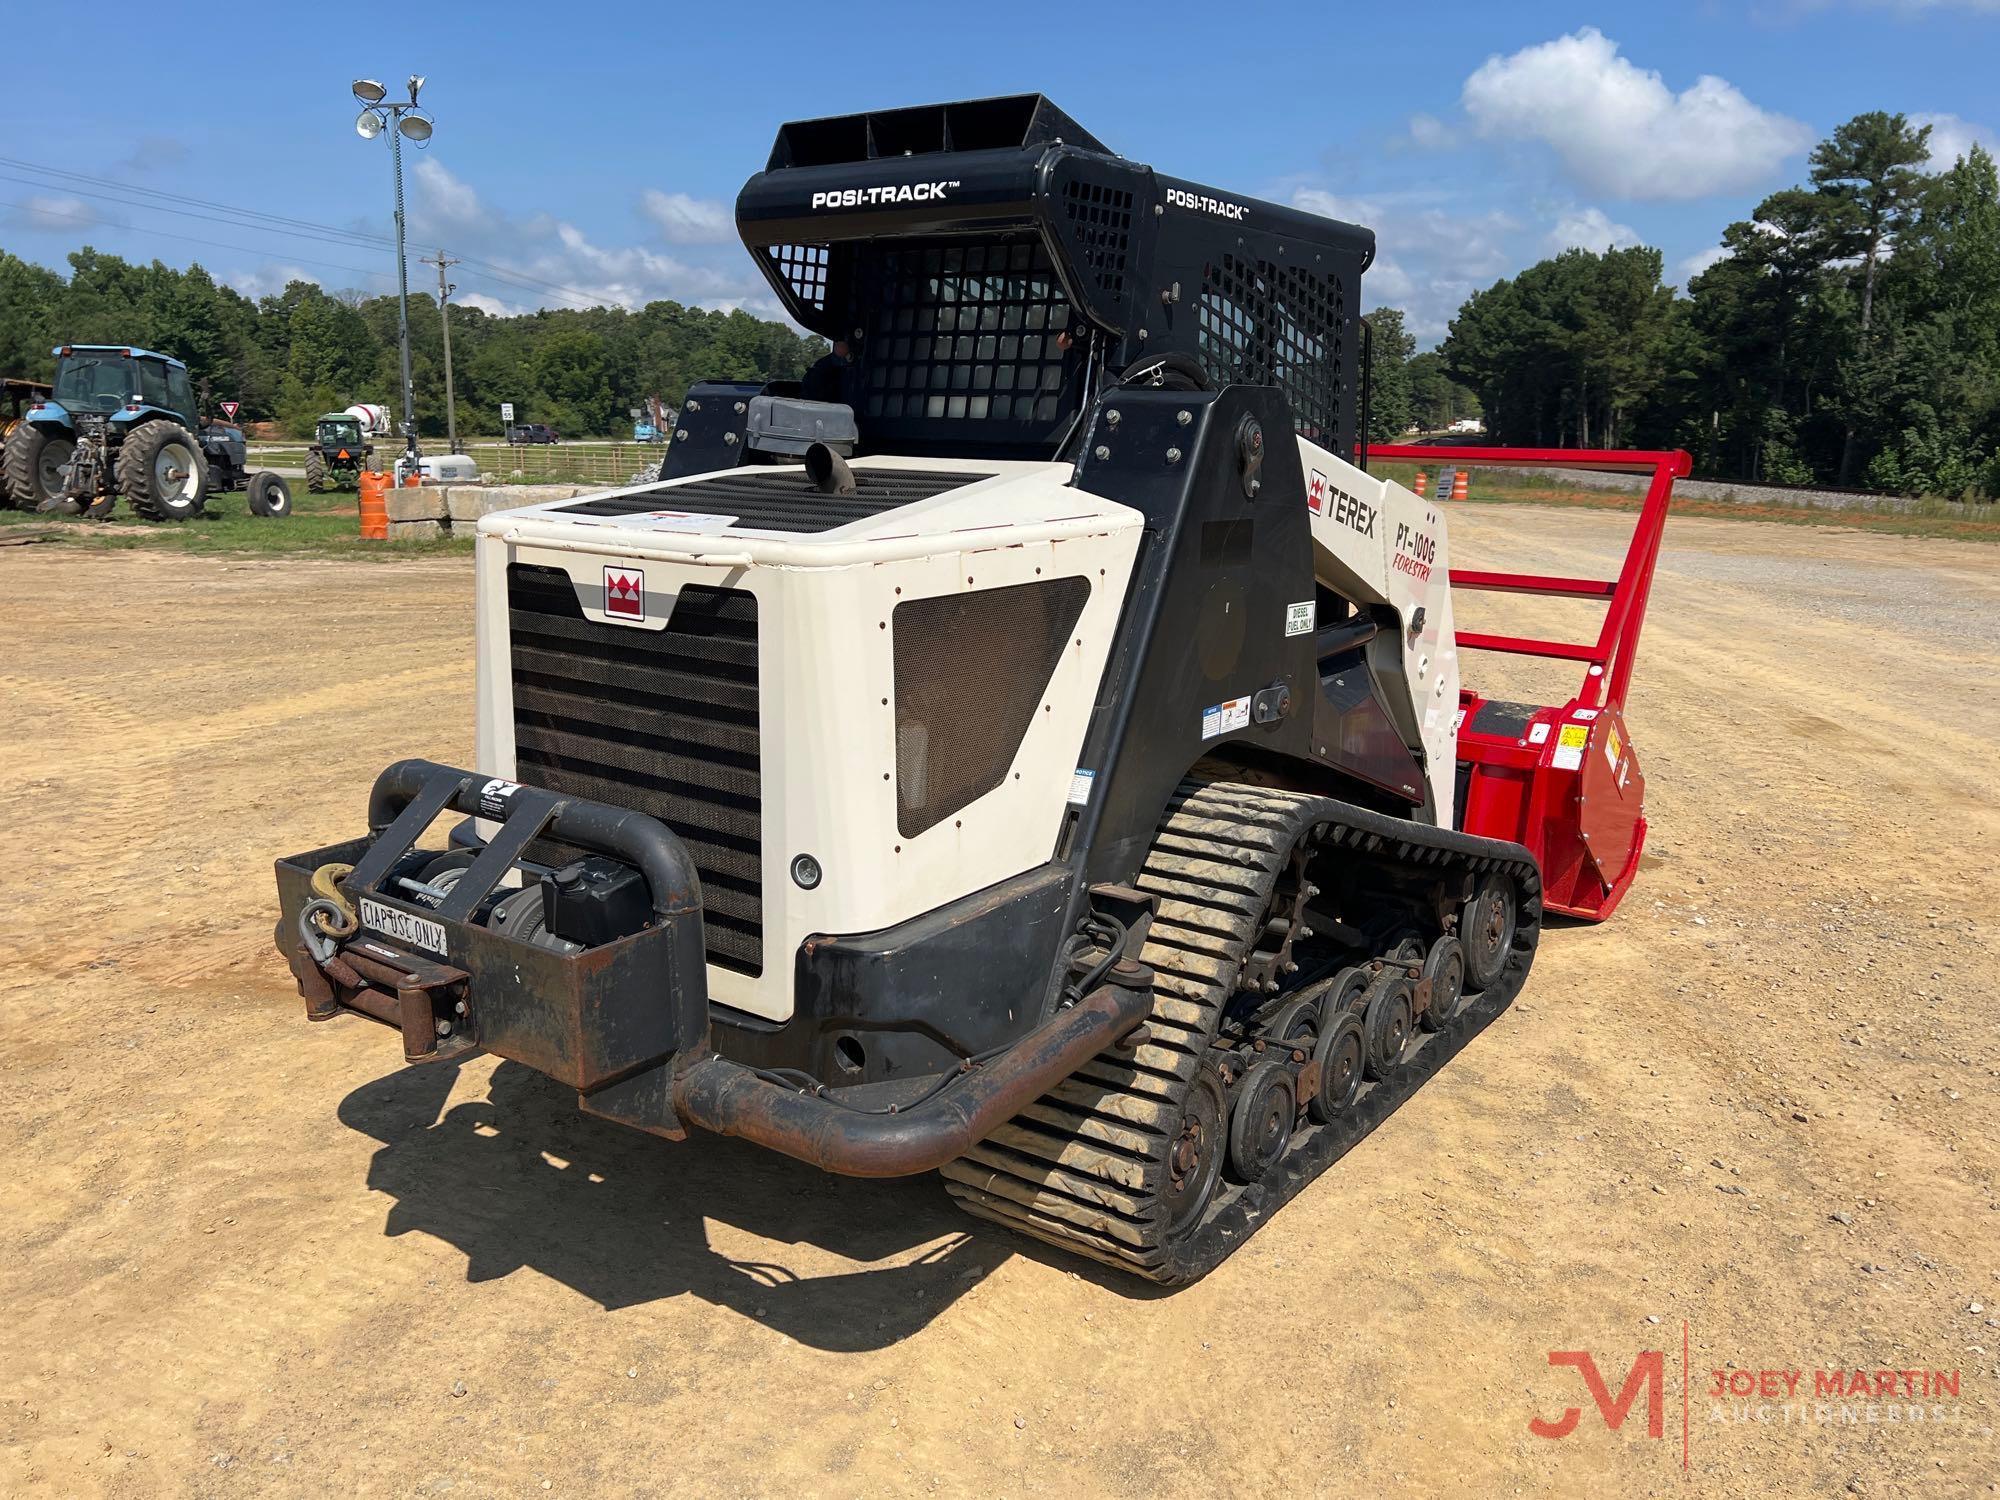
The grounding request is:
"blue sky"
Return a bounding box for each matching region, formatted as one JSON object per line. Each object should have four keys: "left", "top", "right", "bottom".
{"left": 2, "top": 0, "right": 1995, "bottom": 345}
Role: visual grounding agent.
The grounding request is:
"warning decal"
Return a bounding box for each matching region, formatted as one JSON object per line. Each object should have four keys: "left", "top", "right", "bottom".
{"left": 1067, "top": 768, "right": 1095, "bottom": 806}
{"left": 1202, "top": 696, "right": 1252, "bottom": 740}
{"left": 476, "top": 777, "right": 521, "bottom": 819}
{"left": 1285, "top": 600, "right": 1314, "bottom": 637}
{"left": 1605, "top": 723, "right": 1622, "bottom": 768}
{"left": 1527, "top": 721, "right": 1551, "bottom": 745}
{"left": 1551, "top": 722, "right": 1589, "bottom": 771}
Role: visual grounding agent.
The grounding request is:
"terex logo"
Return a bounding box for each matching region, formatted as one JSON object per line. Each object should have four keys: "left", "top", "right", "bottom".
{"left": 603, "top": 565, "right": 645, "bottom": 622}
{"left": 810, "top": 181, "right": 959, "bottom": 210}
{"left": 1165, "top": 186, "right": 1247, "bottom": 221}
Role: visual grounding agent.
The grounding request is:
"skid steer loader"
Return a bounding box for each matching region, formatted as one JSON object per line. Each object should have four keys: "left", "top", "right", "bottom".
{"left": 274, "top": 96, "right": 1682, "bottom": 1283}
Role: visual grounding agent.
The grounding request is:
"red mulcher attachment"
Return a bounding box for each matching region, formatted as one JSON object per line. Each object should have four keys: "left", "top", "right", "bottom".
{"left": 1371, "top": 445, "right": 1692, "bottom": 922}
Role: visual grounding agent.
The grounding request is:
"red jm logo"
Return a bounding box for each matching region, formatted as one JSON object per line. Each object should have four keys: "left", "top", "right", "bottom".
{"left": 1529, "top": 1351, "right": 1666, "bottom": 1440}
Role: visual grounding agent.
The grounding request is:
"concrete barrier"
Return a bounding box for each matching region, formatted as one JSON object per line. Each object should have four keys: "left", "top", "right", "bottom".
{"left": 442, "top": 484, "right": 587, "bottom": 523}
{"left": 362, "top": 482, "right": 609, "bottom": 541}
{"left": 385, "top": 487, "right": 448, "bottom": 522}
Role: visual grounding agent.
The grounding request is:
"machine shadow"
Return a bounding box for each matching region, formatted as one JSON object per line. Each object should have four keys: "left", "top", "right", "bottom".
{"left": 337, "top": 1058, "right": 1019, "bottom": 1350}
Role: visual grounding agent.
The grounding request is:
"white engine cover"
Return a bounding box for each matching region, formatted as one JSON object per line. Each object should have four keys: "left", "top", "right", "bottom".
{"left": 473, "top": 458, "right": 1145, "bottom": 1024}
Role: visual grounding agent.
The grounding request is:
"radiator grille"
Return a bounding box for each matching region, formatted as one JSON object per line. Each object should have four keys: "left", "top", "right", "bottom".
{"left": 561, "top": 466, "right": 985, "bottom": 531}
{"left": 507, "top": 563, "right": 763, "bottom": 974}
{"left": 893, "top": 577, "right": 1089, "bottom": 837}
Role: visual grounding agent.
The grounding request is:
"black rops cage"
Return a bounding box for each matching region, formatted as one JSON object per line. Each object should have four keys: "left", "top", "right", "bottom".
{"left": 736, "top": 94, "right": 1375, "bottom": 461}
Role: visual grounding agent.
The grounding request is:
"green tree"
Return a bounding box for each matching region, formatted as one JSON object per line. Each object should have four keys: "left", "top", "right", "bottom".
{"left": 1809, "top": 112, "right": 1936, "bottom": 481}
{"left": 1443, "top": 247, "right": 1677, "bottom": 450}
{"left": 1364, "top": 308, "right": 1416, "bottom": 442}
{"left": 530, "top": 329, "right": 613, "bottom": 435}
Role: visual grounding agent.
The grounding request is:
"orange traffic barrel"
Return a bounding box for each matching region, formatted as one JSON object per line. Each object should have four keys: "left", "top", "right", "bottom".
{"left": 1413, "top": 470, "right": 1428, "bottom": 497}
{"left": 403, "top": 470, "right": 421, "bottom": 487}
{"left": 358, "top": 470, "right": 389, "bottom": 540}
{"left": 1452, "top": 469, "right": 1470, "bottom": 501}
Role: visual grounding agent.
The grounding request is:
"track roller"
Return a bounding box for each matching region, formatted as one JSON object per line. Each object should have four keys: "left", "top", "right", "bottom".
{"left": 1361, "top": 975, "right": 1414, "bottom": 1080}
{"left": 1309, "top": 1013, "right": 1366, "bottom": 1122}
{"left": 1420, "top": 935, "right": 1466, "bottom": 1030}
{"left": 1227, "top": 1062, "right": 1295, "bottom": 1182}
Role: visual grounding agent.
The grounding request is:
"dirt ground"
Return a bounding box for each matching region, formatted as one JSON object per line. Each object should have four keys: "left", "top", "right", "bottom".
{"left": 2, "top": 506, "right": 1995, "bottom": 1498}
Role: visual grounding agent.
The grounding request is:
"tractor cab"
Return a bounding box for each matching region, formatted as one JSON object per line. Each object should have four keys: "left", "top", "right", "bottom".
{"left": 48, "top": 346, "right": 196, "bottom": 426}
{"left": 315, "top": 415, "right": 364, "bottom": 457}
{"left": 305, "top": 413, "right": 373, "bottom": 492}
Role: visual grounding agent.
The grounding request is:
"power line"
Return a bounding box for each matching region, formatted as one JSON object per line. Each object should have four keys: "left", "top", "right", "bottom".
{"left": 0, "top": 197, "right": 400, "bottom": 287}
{"left": 1, "top": 152, "right": 633, "bottom": 312}
{"left": 7, "top": 193, "right": 614, "bottom": 315}
{"left": 0, "top": 155, "right": 396, "bottom": 251}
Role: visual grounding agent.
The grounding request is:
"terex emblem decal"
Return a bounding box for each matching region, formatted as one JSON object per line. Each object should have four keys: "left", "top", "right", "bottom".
{"left": 1306, "top": 469, "right": 1378, "bottom": 537}
{"left": 603, "top": 566, "right": 645, "bottom": 622}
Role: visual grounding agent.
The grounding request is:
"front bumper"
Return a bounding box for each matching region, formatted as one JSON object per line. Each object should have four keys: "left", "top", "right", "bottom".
{"left": 276, "top": 760, "right": 1152, "bottom": 1176}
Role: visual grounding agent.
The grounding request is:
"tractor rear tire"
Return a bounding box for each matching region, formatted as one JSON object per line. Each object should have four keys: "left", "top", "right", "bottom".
{"left": 248, "top": 472, "right": 293, "bottom": 518}
{"left": 304, "top": 452, "right": 327, "bottom": 492}
{"left": 116, "top": 422, "right": 209, "bottom": 522}
{"left": 4, "top": 422, "right": 71, "bottom": 511}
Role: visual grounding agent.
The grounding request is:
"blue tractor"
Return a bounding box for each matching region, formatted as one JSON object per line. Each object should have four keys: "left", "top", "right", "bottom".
{"left": 3, "top": 345, "right": 220, "bottom": 520}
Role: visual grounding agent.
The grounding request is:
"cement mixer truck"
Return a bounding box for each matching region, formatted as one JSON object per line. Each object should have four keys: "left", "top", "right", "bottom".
{"left": 344, "top": 404, "right": 391, "bottom": 437}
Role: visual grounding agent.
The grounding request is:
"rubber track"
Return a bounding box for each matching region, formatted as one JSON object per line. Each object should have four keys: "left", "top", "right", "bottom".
{"left": 940, "top": 778, "right": 1543, "bottom": 1284}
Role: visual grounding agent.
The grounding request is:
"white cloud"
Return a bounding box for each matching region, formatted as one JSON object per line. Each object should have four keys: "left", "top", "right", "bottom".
{"left": 3, "top": 194, "right": 99, "bottom": 233}
{"left": 1293, "top": 187, "right": 1517, "bottom": 344}
{"left": 1913, "top": 111, "right": 2000, "bottom": 168}
{"left": 219, "top": 263, "right": 326, "bottom": 299}
{"left": 455, "top": 291, "right": 521, "bottom": 317}
{"left": 1546, "top": 205, "right": 1640, "bottom": 253}
{"left": 640, "top": 190, "right": 733, "bottom": 244}
{"left": 1462, "top": 27, "right": 1812, "bottom": 199}
{"left": 401, "top": 159, "right": 774, "bottom": 316}
{"left": 1404, "top": 113, "right": 1456, "bottom": 150}
{"left": 411, "top": 160, "right": 490, "bottom": 232}
{"left": 1676, "top": 244, "right": 1732, "bottom": 285}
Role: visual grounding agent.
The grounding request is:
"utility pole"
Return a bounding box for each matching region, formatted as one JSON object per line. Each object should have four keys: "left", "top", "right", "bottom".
{"left": 422, "top": 249, "right": 462, "bottom": 453}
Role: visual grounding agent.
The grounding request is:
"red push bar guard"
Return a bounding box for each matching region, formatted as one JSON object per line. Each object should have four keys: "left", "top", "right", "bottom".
{"left": 1370, "top": 445, "right": 1693, "bottom": 922}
